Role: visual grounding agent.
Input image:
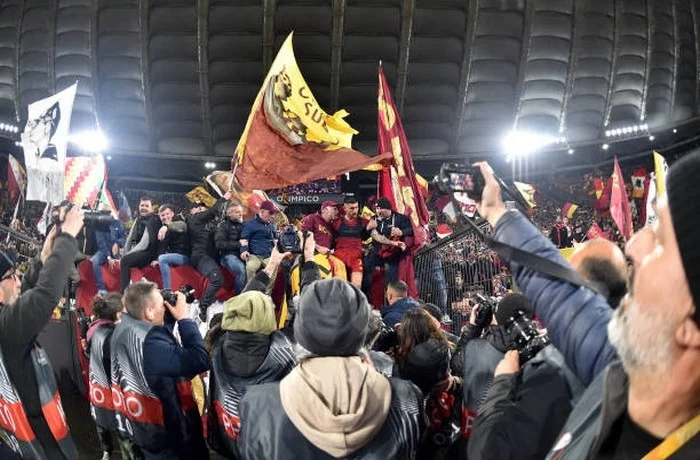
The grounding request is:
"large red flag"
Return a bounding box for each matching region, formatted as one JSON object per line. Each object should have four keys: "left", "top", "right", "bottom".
{"left": 376, "top": 66, "right": 430, "bottom": 247}
{"left": 376, "top": 66, "right": 430, "bottom": 298}
{"left": 233, "top": 33, "right": 390, "bottom": 191}
{"left": 610, "top": 157, "right": 634, "bottom": 240}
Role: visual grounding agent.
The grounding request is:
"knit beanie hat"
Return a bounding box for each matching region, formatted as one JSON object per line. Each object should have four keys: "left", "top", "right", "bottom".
{"left": 295, "top": 278, "right": 370, "bottom": 356}
{"left": 666, "top": 151, "right": 700, "bottom": 324}
{"left": 221, "top": 291, "right": 277, "bottom": 334}
{"left": 0, "top": 249, "right": 17, "bottom": 279}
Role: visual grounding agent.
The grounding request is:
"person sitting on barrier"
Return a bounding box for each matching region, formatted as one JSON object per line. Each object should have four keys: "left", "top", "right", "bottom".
{"left": 91, "top": 207, "right": 126, "bottom": 295}
{"left": 111, "top": 282, "right": 208, "bottom": 459}
{"left": 215, "top": 202, "right": 246, "bottom": 295}
{"left": 188, "top": 192, "right": 231, "bottom": 322}
{"left": 240, "top": 201, "right": 278, "bottom": 287}
{"left": 86, "top": 293, "right": 134, "bottom": 460}
{"left": 153, "top": 204, "right": 190, "bottom": 290}
{"left": 0, "top": 204, "right": 83, "bottom": 459}
{"left": 120, "top": 197, "right": 160, "bottom": 292}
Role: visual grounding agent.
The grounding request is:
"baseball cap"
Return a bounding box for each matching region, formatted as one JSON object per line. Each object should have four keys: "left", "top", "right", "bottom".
{"left": 259, "top": 200, "right": 278, "bottom": 213}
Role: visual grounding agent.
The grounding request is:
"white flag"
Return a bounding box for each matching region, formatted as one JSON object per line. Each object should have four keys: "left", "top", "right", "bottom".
{"left": 22, "top": 83, "right": 77, "bottom": 204}
{"left": 645, "top": 172, "right": 657, "bottom": 226}
{"left": 36, "top": 202, "right": 51, "bottom": 236}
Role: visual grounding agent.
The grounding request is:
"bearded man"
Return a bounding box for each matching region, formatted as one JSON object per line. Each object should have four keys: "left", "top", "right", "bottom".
{"left": 473, "top": 154, "right": 699, "bottom": 458}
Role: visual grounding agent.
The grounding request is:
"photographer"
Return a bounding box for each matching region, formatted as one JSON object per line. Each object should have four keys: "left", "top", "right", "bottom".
{"left": 86, "top": 293, "right": 128, "bottom": 460}
{"left": 474, "top": 156, "right": 700, "bottom": 458}
{"left": 0, "top": 205, "right": 83, "bottom": 459}
{"left": 464, "top": 295, "right": 583, "bottom": 460}
{"left": 111, "top": 283, "right": 208, "bottom": 459}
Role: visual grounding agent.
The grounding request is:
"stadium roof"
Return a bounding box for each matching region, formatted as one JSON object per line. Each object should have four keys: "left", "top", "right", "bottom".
{"left": 2, "top": 0, "right": 700, "bottom": 190}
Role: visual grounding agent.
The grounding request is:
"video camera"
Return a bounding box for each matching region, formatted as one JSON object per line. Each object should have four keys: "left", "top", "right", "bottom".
{"left": 495, "top": 306, "right": 550, "bottom": 364}
{"left": 471, "top": 292, "right": 496, "bottom": 330}
{"left": 434, "top": 163, "right": 486, "bottom": 198}
{"left": 277, "top": 225, "right": 303, "bottom": 254}
{"left": 52, "top": 200, "right": 114, "bottom": 229}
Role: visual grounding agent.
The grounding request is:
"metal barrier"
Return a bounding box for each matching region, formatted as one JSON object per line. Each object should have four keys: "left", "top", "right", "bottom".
{"left": 0, "top": 223, "right": 41, "bottom": 262}
{"left": 415, "top": 221, "right": 513, "bottom": 332}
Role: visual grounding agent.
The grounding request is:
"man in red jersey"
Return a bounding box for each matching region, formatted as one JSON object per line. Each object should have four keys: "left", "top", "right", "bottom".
{"left": 301, "top": 201, "right": 339, "bottom": 254}
{"left": 334, "top": 196, "right": 402, "bottom": 287}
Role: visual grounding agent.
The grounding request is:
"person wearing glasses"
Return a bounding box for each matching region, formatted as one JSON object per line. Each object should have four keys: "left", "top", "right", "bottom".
{"left": 0, "top": 205, "right": 84, "bottom": 459}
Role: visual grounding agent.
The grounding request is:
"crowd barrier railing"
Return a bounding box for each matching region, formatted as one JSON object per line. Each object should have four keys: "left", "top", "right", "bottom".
{"left": 414, "top": 221, "right": 513, "bottom": 332}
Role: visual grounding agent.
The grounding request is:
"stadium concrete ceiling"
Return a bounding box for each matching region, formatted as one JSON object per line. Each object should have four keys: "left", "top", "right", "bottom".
{"left": 2, "top": 0, "right": 700, "bottom": 188}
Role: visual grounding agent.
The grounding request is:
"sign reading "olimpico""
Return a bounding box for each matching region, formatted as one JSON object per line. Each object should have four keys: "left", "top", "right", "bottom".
{"left": 271, "top": 194, "right": 345, "bottom": 205}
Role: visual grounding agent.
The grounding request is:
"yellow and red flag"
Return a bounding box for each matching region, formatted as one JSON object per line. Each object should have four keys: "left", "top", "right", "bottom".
{"left": 64, "top": 156, "right": 106, "bottom": 207}
{"left": 233, "top": 33, "right": 390, "bottom": 191}
{"left": 376, "top": 65, "right": 430, "bottom": 247}
{"left": 561, "top": 202, "right": 579, "bottom": 218}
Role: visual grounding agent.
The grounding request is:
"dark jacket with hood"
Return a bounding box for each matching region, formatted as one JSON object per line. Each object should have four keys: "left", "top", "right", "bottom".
{"left": 157, "top": 216, "right": 190, "bottom": 256}
{"left": 238, "top": 375, "right": 423, "bottom": 460}
{"left": 0, "top": 233, "right": 78, "bottom": 459}
{"left": 125, "top": 214, "right": 161, "bottom": 257}
{"left": 467, "top": 345, "right": 585, "bottom": 460}
{"left": 215, "top": 217, "right": 244, "bottom": 257}
{"left": 188, "top": 200, "right": 224, "bottom": 259}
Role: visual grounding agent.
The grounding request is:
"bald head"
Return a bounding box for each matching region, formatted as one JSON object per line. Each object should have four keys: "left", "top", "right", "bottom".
{"left": 570, "top": 239, "right": 628, "bottom": 308}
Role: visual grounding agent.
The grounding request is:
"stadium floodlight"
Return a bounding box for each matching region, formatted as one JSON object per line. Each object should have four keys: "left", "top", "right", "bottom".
{"left": 567, "top": 149, "right": 574, "bottom": 154}
{"left": 602, "top": 143, "right": 609, "bottom": 150}
{"left": 502, "top": 130, "right": 558, "bottom": 156}
{"left": 649, "top": 135, "right": 655, "bottom": 141}
{"left": 69, "top": 130, "right": 108, "bottom": 153}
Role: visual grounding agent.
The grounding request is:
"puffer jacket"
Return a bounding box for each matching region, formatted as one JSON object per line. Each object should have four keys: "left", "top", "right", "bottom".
{"left": 492, "top": 211, "right": 617, "bottom": 385}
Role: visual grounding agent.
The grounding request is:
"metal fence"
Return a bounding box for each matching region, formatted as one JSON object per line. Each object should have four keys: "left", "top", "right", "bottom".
{"left": 415, "top": 221, "right": 513, "bottom": 332}
{"left": 0, "top": 224, "right": 41, "bottom": 263}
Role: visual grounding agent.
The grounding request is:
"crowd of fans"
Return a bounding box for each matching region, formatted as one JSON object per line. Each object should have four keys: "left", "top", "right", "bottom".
{"left": 1, "top": 151, "right": 699, "bottom": 459}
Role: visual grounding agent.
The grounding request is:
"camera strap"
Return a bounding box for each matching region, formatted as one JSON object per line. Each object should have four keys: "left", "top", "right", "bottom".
{"left": 486, "top": 238, "right": 607, "bottom": 298}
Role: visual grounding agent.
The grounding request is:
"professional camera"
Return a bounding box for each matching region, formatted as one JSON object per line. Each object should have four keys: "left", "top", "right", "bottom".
{"left": 496, "top": 308, "right": 550, "bottom": 364}
{"left": 83, "top": 210, "right": 115, "bottom": 227}
{"left": 161, "top": 284, "right": 196, "bottom": 306}
{"left": 277, "top": 225, "right": 303, "bottom": 254}
{"left": 472, "top": 293, "right": 496, "bottom": 330}
{"left": 373, "top": 322, "right": 399, "bottom": 354}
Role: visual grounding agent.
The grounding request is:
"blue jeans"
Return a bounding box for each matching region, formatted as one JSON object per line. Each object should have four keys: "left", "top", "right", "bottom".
{"left": 221, "top": 254, "right": 246, "bottom": 294}
{"left": 91, "top": 250, "right": 110, "bottom": 292}
{"left": 158, "top": 253, "right": 189, "bottom": 289}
